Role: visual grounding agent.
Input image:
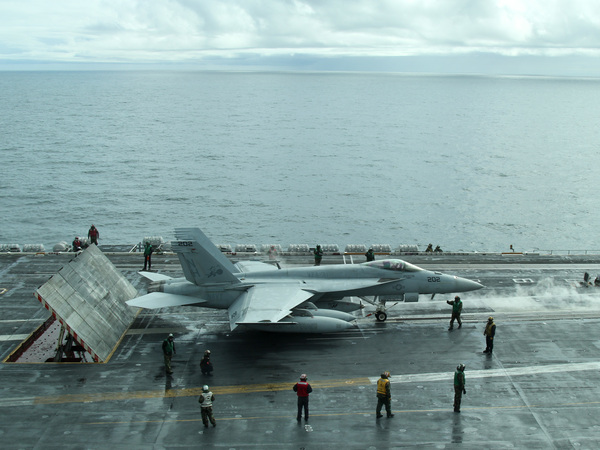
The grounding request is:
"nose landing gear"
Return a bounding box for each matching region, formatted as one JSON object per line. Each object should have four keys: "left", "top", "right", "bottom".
{"left": 375, "top": 310, "right": 388, "bottom": 322}
{"left": 361, "top": 296, "right": 398, "bottom": 322}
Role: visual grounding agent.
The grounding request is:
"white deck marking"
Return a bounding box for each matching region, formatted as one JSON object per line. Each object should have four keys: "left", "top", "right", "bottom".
{"left": 0, "top": 334, "right": 30, "bottom": 341}
{"left": 369, "top": 361, "right": 600, "bottom": 384}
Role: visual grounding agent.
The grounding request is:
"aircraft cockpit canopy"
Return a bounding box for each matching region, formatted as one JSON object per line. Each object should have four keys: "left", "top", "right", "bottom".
{"left": 365, "top": 259, "right": 423, "bottom": 272}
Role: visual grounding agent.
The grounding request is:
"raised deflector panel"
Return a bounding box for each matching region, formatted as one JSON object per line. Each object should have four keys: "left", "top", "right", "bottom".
{"left": 34, "top": 245, "right": 138, "bottom": 362}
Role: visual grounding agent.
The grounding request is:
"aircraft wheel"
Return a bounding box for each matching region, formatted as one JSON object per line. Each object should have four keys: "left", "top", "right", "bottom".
{"left": 375, "top": 312, "right": 387, "bottom": 322}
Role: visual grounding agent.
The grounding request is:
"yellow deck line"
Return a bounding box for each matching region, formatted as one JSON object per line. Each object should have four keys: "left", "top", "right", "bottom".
{"left": 34, "top": 377, "right": 372, "bottom": 405}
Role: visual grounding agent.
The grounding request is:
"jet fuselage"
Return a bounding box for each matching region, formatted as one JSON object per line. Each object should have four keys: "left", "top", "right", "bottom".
{"left": 149, "top": 260, "right": 482, "bottom": 309}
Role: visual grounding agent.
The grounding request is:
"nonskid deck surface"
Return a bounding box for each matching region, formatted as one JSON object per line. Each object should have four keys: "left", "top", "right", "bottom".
{"left": 1, "top": 251, "right": 600, "bottom": 448}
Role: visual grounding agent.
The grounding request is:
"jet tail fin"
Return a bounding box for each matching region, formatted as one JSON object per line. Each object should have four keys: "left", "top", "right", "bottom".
{"left": 172, "top": 228, "right": 240, "bottom": 286}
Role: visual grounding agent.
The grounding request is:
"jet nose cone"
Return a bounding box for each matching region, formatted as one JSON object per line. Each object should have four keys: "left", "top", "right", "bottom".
{"left": 455, "top": 277, "right": 484, "bottom": 292}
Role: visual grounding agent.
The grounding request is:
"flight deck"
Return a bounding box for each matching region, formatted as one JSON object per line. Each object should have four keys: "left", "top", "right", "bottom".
{"left": 1, "top": 250, "right": 600, "bottom": 448}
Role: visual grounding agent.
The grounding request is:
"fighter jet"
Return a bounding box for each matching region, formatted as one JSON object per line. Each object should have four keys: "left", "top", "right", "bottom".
{"left": 126, "top": 228, "right": 483, "bottom": 333}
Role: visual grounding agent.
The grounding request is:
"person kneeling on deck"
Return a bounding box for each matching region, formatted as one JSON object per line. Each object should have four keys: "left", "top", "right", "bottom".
{"left": 72, "top": 237, "right": 82, "bottom": 252}
{"left": 200, "top": 350, "right": 213, "bottom": 375}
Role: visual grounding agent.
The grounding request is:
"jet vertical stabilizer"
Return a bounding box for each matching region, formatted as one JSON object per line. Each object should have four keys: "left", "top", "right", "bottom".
{"left": 173, "top": 228, "right": 240, "bottom": 286}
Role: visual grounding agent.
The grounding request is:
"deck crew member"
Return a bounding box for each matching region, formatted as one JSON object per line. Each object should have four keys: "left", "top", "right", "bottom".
{"left": 199, "top": 385, "right": 216, "bottom": 427}
{"left": 88, "top": 224, "right": 99, "bottom": 245}
{"left": 72, "top": 237, "right": 82, "bottom": 252}
{"left": 483, "top": 316, "right": 496, "bottom": 354}
{"left": 314, "top": 245, "right": 323, "bottom": 266}
{"left": 162, "top": 333, "right": 176, "bottom": 374}
{"left": 366, "top": 248, "right": 375, "bottom": 262}
{"left": 376, "top": 371, "right": 394, "bottom": 418}
{"left": 453, "top": 364, "right": 466, "bottom": 412}
{"left": 200, "top": 350, "right": 213, "bottom": 375}
{"left": 268, "top": 245, "right": 278, "bottom": 260}
{"left": 446, "top": 296, "right": 463, "bottom": 330}
{"left": 293, "top": 374, "right": 313, "bottom": 421}
{"left": 142, "top": 241, "right": 153, "bottom": 271}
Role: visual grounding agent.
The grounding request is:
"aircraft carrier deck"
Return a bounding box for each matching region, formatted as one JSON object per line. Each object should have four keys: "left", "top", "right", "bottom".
{"left": 1, "top": 248, "right": 600, "bottom": 449}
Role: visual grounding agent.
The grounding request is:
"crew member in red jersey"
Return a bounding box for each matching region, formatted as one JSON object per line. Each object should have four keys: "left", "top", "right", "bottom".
{"left": 293, "top": 373, "right": 313, "bottom": 421}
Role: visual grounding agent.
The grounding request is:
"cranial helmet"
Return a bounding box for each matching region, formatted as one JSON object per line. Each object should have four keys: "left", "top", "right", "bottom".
{"left": 488, "top": 316, "right": 494, "bottom": 321}
{"left": 300, "top": 374, "right": 307, "bottom": 381}
{"left": 458, "top": 364, "right": 465, "bottom": 371}
{"left": 203, "top": 385, "right": 209, "bottom": 392}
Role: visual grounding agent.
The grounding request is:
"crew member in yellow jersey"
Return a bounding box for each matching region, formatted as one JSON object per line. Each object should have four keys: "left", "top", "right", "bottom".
{"left": 376, "top": 371, "right": 394, "bottom": 418}
{"left": 483, "top": 316, "right": 496, "bottom": 354}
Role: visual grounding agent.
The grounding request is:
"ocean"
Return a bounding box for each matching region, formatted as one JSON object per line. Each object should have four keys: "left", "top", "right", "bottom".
{"left": 1, "top": 71, "right": 599, "bottom": 252}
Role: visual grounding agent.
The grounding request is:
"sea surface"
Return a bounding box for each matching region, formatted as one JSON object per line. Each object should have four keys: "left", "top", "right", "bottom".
{"left": 1, "top": 71, "right": 599, "bottom": 252}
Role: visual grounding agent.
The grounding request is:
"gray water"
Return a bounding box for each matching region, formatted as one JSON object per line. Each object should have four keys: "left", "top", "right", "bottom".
{"left": 1, "top": 71, "right": 599, "bottom": 252}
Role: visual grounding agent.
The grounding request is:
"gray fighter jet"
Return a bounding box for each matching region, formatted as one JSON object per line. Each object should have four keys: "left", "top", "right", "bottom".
{"left": 126, "top": 228, "right": 483, "bottom": 333}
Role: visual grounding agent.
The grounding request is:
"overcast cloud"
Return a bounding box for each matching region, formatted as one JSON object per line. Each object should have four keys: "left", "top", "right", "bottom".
{"left": 1, "top": 0, "right": 599, "bottom": 74}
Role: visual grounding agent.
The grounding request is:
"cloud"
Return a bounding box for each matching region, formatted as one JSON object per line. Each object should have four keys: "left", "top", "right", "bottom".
{"left": 0, "top": 0, "right": 599, "bottom": 70}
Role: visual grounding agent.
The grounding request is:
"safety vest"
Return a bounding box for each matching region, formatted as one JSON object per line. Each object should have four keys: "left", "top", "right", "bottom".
{"left": 162, "top": 339, "right": 175, "bottom": 354}
{"left": 454, "top": 370, "right": 465, "bottom": 388}
{"left": 377, "top": 378, "right": 390, "bottom": 396}
{"left": 453, "top": 301, "right": 462, "bottom": 314}
{"left": 199, "top": 392, "right": 214, "bottom": 408}
{"left": 485, "top": 321, "right": 496, "bottom": 337}
{"left": 295, "top": 381, "right": 311, "bottom": 397}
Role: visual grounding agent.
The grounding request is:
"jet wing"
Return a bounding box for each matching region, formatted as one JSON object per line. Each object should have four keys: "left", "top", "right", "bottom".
{"left": 227, "top": 284, "right": 313, "bottom": 330}
{"left": 138, "top": 271, "right": 173, "bottom": 282}
{"left": 126, "top": 292, "right": 207, "bottom": 309}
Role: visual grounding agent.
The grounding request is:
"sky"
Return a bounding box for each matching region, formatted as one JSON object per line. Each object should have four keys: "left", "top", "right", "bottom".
{"left": 1, "top": 0, "right": 600, "bottom": 75}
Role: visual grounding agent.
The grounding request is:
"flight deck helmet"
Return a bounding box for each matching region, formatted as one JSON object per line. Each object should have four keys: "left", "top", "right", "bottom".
{"left": 488, "top": 316, "right": 494, "bottom": 322}
{"left": 202, "top": 385, "right": 209, "bottom": 392}
{"left": 300, "top": 374, "right": 307, "bottom": 381}
{"left": 457, "top": 364, "right": 465, "bottom": 372}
